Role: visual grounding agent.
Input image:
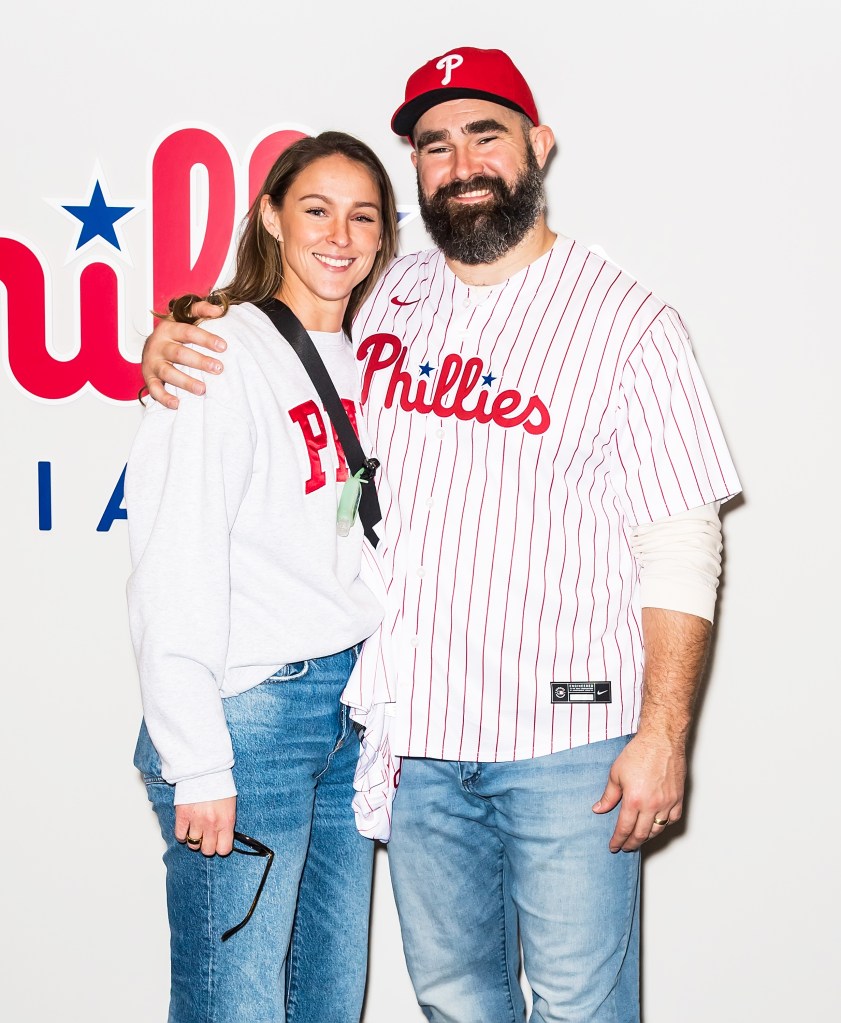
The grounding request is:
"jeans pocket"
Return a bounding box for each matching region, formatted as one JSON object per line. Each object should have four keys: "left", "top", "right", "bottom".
{"left": 263, "top": 660, "right": 309, "bottom": 683}
{"left": 133, "top": 719, "right": 165, "bottom": 784}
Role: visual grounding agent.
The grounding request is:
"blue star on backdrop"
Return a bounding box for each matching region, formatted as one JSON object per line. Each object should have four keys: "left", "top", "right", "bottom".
{"left": 63, "top": 181, "right": 134, "bottom": 250}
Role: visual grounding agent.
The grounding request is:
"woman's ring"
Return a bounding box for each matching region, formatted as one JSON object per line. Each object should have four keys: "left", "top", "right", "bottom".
{"left": 185, "top": 834, "right": 202, "bottom": 846}
{"left": 653, "top": 816, "right": 670, "bottom": 827}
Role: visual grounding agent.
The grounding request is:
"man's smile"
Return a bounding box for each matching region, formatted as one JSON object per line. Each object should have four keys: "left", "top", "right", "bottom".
{"left": 452, "top": 187, "right": 493, "bottom": 202}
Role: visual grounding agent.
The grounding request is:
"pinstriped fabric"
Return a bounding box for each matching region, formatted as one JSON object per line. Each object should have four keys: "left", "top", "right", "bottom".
{"left": 354, "top": 239, "right": 740, "bottom": 762}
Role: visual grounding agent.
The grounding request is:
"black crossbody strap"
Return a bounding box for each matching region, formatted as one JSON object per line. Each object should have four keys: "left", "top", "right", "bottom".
{"left": 259, "top": 298, "right": 381, "bottom": 548}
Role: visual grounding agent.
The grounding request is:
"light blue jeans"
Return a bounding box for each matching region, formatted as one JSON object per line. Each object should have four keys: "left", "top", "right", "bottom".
{"left": 387, "top": 735, "right": 640, "bottom": 1023}
{"left": 134, "top": 648, "right": 373, "bottom": 1023}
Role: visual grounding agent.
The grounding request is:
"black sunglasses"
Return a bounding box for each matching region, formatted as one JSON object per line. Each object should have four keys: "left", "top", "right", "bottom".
{"left": 220, "top": 831, "right": 275, "bottom": 942}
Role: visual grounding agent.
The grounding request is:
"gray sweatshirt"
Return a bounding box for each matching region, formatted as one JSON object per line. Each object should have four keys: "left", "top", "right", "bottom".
{"left": 126, "top": 303, "right": 383, "bottom": 804}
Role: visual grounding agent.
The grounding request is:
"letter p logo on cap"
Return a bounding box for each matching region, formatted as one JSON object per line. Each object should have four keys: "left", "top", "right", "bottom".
{"left": 436, "top": 53, "right": 464, "bottom": 85}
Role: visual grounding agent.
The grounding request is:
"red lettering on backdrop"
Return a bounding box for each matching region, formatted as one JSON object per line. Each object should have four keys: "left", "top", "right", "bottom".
{"left": 79, "top": 263, "right": 144, "bottom": 400}
{"left": 151, "top": 128, "right": 236, "bottom": 315}
{"left": 152, "top": 128, "right": 311, "bottom": 314}
{"left": 357, "top": 332, "right": 552, "bottom": 435}
{"left": 2, "top": 126, "right": 312, "bottom": 403}
{"left": 0, "top": 239, "right": 142, "bottom": 400}
{"left": 248, "top": 130, "right": 308, "bottom": 205}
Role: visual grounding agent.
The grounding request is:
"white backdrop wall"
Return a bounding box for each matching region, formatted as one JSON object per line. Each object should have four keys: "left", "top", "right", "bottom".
{"left": 2, "top": 2, "right": 838, "bottom": 1019}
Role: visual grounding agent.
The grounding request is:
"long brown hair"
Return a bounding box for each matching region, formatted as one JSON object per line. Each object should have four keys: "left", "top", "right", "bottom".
{"left": 169, "top": 131, "right": 398, "bottom": 337}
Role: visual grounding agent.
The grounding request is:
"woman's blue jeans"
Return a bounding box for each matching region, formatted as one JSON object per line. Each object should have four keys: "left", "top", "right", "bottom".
{"left": 134, "top": 648, "right": 373, "bottom": 1023}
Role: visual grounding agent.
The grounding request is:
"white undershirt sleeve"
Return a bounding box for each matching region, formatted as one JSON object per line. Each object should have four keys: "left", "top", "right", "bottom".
{"left": 630, "top": 502, "right": 723, "bottom": 623}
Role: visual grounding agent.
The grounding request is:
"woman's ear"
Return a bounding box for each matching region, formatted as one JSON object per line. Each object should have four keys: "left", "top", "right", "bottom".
{"left": 260, "top": 195, "right": 281, "bottom": 240}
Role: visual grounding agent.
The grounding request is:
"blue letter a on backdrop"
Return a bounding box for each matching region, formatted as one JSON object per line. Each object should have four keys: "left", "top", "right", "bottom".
{"left": 97, "top": 465, "right": 127, "bottom": 532}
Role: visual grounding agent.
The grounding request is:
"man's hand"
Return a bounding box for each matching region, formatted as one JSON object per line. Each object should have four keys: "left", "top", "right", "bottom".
{"left": 592, "top": 731, "right": 686, "bottom": 852}
{"left": 142, "top": 301, "right": 227, "bottom": 409}
{"left": 174, "top": 795, "right": 237, "bottom": 857}
{"left": 592, "top": 606, "right": 711, "bottom": 852}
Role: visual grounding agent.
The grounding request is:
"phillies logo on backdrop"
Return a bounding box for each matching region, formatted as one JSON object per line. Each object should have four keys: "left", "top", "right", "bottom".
{"left": 0, "top": 125, "right": 311, "bottom": 403}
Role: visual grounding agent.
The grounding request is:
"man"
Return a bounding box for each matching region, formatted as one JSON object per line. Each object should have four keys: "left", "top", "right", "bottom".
{"left": 142, "top": 46, "right": 740, "bottom": 1023}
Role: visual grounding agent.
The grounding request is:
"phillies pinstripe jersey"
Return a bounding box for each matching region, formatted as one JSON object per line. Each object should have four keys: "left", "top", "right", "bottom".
{"left": 352, "top": 237, "right": 741, "bottom": 763}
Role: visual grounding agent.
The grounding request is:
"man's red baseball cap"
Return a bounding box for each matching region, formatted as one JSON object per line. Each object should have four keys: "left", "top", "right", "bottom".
{"left": 391, "top": 46, "right": 540, "bottom": 139}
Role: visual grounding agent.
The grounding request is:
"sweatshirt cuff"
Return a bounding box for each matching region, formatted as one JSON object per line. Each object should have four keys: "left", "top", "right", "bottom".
{"left": 174, "top": 768, "right": 237, "bottom": 805}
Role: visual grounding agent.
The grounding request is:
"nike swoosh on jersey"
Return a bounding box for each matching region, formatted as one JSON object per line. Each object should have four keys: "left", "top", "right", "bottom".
{"left": 391, "top": 296, "right": 420, "bottom": 306}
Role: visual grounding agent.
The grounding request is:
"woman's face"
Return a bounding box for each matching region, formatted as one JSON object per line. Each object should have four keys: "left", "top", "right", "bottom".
{"left": 262, "top": 154, "right": 383, "bottom": 328}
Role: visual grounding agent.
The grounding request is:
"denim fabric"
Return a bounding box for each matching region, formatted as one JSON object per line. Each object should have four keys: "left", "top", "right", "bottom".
{"left": 134, "top": 648, "right": 373, "bottom": 1023}
{"left": 387, "top": 736, "right": 640, "bottom": 1023}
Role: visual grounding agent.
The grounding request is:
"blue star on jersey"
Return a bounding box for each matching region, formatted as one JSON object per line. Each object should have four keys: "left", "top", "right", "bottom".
{"left": 419, "top": 362, "right": 435, "bottom": 377}
{"left": 481, "top": 372, "right": 497, "bottom": 387}
{"left": 63, "top": 181, "right": 134, "bottom": 250}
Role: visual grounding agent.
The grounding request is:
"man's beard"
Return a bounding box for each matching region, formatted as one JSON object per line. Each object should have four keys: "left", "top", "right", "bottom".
{"left": 418, "top": 144, "right": 546, "bottom": 265}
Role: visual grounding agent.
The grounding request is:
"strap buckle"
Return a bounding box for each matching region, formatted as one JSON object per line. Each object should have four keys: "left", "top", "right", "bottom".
{"left": 361, "top": 457, "right": 380, "bottom": 482}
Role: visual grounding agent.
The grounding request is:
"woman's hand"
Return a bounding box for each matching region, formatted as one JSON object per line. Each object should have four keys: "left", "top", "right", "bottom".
{"left": 174, "top": 795, "right": 237, "bottom": 857}
{"left": 142, "top": 301, "right": 227, "bottom": 409}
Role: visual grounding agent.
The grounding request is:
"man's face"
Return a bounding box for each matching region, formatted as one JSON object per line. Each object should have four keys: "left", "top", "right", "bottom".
{"left": 411, "top": 98, "right": 548, "bottom": 265}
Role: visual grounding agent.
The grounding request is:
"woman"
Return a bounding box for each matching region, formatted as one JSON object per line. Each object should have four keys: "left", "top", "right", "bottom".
{"left": 126, "top": 131, "right": 398, "bottom": 1023}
